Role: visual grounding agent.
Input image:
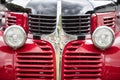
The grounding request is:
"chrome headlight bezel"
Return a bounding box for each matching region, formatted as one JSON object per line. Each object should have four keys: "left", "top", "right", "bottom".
{"left": 3, "top": 25, "right": 27, "bottom": 49}
{"left": 92, "top": 26, "right": 115, "bottom": 50}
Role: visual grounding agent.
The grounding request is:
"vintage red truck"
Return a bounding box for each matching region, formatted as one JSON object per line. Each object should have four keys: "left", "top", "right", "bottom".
{"left": 0, "top": 0, "right": 120, "bottom": 80}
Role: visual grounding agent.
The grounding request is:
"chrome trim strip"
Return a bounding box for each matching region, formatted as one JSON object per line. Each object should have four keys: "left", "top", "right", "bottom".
{"left": 56, "top": 0, "right": 61, "bottom": 80}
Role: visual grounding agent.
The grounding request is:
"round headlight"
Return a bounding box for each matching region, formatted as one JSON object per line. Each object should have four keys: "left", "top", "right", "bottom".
{"left": 3, "top": 25, "right": 27, "bottom": 49}
{"left": 92, "top": 26, "right": 115, "bottom": 50}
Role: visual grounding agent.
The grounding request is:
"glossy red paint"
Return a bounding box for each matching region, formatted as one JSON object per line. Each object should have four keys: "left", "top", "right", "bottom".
{"left": 61, "top": 39, "right": 103, "bottom": 80}
{"left": 0, "top": 31, "right": 56, "bottom": 80}
{"left": 0, "top": 7, "right": 120, "bottom": 80}
{"left": 61, "top": 12, "right": 120, "bottom": 80}
{"left": 91, "top": 12, "right": 116, "bottom": 33}
{"left": 15, "top": 39, "right": 56, "bottom": 80}
{"left": 0, "top": 32, "right": 15, "bottom": 80}
{"left": 102, "top": 32, "right": 120, "bottom": 80}
{"left": 5, "top": 12, "right": 29, "bottom": 33}
{"left": 61, "top": 31, "right": 120, "bottom": 80}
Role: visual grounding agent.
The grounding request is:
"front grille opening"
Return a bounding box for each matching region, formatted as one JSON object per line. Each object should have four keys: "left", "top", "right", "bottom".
{"left": 17, "top": 76, "right": 54, "bottom": 79}
{"left": 28, "top": 14, "right": 56, "bottom": 37}
{"left": 64, "top": 72, "right": 100, "bottom": 74}
{"left": 41, "top": 47, "right": 51, "bottom": 51}
{"left": 62, "top": 14, "right": 91, "bottom": 36}
{"left": 17, "top": 71, "right": 53, "bottom": 74}
{"left": 66, "top": 53, "right": 101, "bottom": 56}
{"left": 65, "top": 62, "right": 101, "bottom": 65}
{"left": 65, "top": 67, "right": 101, "bottom": 70}
{"left": 17, "top": 57, "right": 53, "bottom": 60}
{"left": 64, "top": 76, "right": 101, "bottom": 79}
{"left": 17, "top": 52, "right": 52, "bottom": 56}
{"left": 65, "top": 57, "right": 101, "bottom": 60}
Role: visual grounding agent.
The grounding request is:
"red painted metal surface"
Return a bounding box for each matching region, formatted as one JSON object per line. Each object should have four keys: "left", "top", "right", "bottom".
{"left": 61, "top": 35, "right": 120, "bottom": 80}
{"left": 5, "top": 12, "right": 28, "bottom": 33}
{"left": 0, "top": 31, "right": 56, "bottom": 80}
{"left": 15, "top": 40, "right": 56, "bottom": 80}
{"left": 0, "top": 32, "right": 15, "bottom": 80}
{"left": 103, "top": 32, "right": 120, "bottom": 80}
{"left": 91, "top": 12, "right": 116, "bottom": 33}
{"left": 61, "top": 12, "right": 120, "bottom": 80}
{"left": 0, "top": 9, "right": 120, "bottom": 80}
{"left": 0, "top": 12, "right": 56, "bottom": 80}
{"left": 62, "top": 40, "right": 103, "bottom": 80}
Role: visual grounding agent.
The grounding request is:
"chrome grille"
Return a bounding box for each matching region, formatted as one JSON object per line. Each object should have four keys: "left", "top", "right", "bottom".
{"left": 29, "top": 14, "right": 56, "bottom": 36}
{"left": 62, "top": 14, "right": 91, "bottom": 36}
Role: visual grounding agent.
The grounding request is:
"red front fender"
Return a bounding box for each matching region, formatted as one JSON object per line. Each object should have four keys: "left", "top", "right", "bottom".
{"left": 0, "top": 35, "right": 56, "bottom": 80}
{"left": 61, "top": 34, "right": 120, "bottom": 80}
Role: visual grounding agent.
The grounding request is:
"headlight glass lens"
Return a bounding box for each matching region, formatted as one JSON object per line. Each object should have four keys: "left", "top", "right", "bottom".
{"left": 4, "top": 25, "right": 26, "bottom": 49}
{"left": 92, "top": 26, "right": 114, "bottom": 50}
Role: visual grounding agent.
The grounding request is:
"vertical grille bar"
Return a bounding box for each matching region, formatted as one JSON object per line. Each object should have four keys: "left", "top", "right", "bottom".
{"left": 16, "top": 40, "right": 56, "bottom": 80}
{"left": 62, "top": 41, "right": 102, "bottom": 80}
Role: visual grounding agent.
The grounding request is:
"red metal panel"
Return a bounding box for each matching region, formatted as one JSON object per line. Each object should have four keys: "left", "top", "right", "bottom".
{"left": 91, "top": 12, "right": 116, "bottom": 33}
{"left": 0, "top": 34, "right": 15, "bottom": 80}
{"left": 0, "top": 31, "right": 56, "bottom": 80}
{"left": 5, "top": 12, "right": 28, "bottom": 33}
{"left": 62, "top": 40, "right": 103, "bottom": 80}
{"left": 15, "top": 40, "right": 56, "bottom": 80}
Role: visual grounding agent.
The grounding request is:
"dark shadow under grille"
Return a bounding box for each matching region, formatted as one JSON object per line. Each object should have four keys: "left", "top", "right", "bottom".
{"left": 62, "top": 14, "right": 91, "bottom": 36}
{"left": 29, "top": 14, "right": 56, "bottom": 36}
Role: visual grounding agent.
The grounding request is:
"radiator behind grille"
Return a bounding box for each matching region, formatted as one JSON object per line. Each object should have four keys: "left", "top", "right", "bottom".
{"left": 62, "top": 14, "right": 91, "bottom": 36}
{"left": 16, "top": 40, "right": 56, "bottom": 80}
{"left": 29, "top": 14, "right": 56, "bottom": 36}
{"left": 62, "top": 41, "right": 102, "bottom": 80}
